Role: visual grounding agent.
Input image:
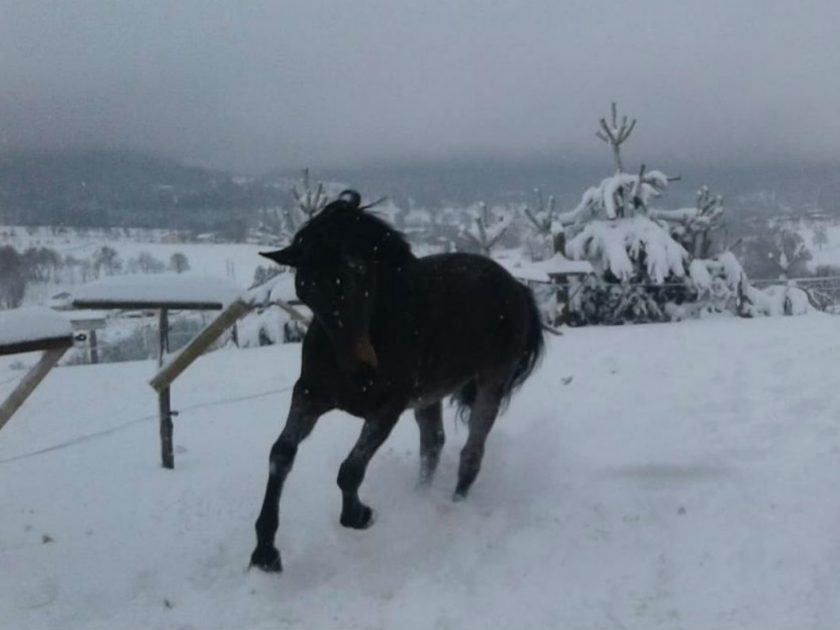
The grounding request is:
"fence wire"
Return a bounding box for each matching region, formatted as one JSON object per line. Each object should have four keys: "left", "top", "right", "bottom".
{"left": 0, "top": 382, "right": 294, "bottom": 465}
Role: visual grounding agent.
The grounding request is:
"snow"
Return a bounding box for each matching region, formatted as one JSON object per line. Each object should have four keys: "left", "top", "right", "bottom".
{"left": 747, "top": 284, "right": 811, "bottom": 316}
{"left": 1, "top": 315, "right": 839, "bottom": 628}
{"left": 0, "top": 226, "right": 267, "bottom": 291}
{"left": 566, "top": 216, "right": 687, "bottom": 283}
{"left": 498, "top": 253, "right": 592, "bottom": 283}
{"left": 0, "top": 307, "right": 73, "bottom": 347}
{"left": 560, "top": 171, "right": 670, "bottom": 226}
{"left": 71, "top": 275, "right": 241, "bottom": 308}
{"left": 688, "top": 259, "right": 713, "bottom": 291}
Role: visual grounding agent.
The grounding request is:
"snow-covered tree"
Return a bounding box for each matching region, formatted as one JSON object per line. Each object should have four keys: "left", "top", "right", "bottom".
{"left": 523, "top": 188, "right": 565, "bottom": 260}
{"left": 253, "top": 169, "right": 329, "bottom": 247}
{"left": 768, "top": 229, "right": 811, "bottom": 281}
{"left": 560, "top": 103, "right": 755, "bottom": 325}
{"left": 650, "top": 186, "right": 724, "bottom": 258}
{"left": 462, "top": 202, "right": 514, "bottom": 256}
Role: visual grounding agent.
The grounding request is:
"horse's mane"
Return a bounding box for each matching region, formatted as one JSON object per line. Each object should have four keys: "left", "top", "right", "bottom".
{"left": 300, "top": 191, "right": 413, "bottom": 266}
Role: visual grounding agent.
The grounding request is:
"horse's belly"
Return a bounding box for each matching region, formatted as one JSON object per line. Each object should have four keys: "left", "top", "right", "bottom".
{"left": 407, "top": 377, "right": 470, "bottom": 410}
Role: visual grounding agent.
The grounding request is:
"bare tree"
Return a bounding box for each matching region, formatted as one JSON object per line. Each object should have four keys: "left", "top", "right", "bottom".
{"left": 291, "top": 169, "right": 326, "bottom": 220}
{"left": 812, "top": 224, "right": 829, "bottom": 250}
{"left": 0, "top": 246, "right": 26, "bottom": 308}
{"left": 523, "top": 188, "right": 565, "bottom": 255}
{"left": 595, "top": 102, "right": 636, "bottom": 172}
{"left": 169, "top": 252, "right": 190, "bottom": 274}
{"left": 463, "top": 202, "right": 512, "bottom": 256}
{"left": 93, "top": 246, "right": 122, "bottom": 276}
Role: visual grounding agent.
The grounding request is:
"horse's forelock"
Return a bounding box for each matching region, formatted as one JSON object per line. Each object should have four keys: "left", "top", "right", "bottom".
{"left": 300, "top": 202, "right": 412, "bottom": 265}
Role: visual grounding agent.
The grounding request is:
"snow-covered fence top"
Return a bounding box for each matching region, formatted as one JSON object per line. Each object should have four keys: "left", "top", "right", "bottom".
{"left": 499, "top": 254, "right": 593, "bottom": 284}
{"left": 0, "top": 307, "right": 74, "bottom": 356}
{"left": 71, "top": 275, "right": 241, "bottom": 311}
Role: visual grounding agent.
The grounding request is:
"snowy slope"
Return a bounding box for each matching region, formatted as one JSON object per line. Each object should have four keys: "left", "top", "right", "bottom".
{"left": 2, "top": 316, "right": 840, "bottom": 629}
{"left": 0, "top": 225, "right": 267, "bottom": 295}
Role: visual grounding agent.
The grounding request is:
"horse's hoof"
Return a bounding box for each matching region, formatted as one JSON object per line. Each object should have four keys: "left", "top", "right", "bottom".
{"left": 452, "top": 490, "right": 468, "bottom": 502}
{"left": 340, "top": 504, "right": 375, "bottom": 529}
{"left": 250, "top": 546, "right": 283, "bottom": 573}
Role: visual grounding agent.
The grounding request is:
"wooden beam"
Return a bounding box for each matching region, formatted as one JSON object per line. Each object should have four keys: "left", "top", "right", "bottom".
{"left": 0, "top": 346, "right": 69, "bottom": 432}
{"left": 157, "top": 308, "right": 173, "bottom": 468}
{"left": 150, "top": 299, "right": 251, "bottom": 393}
{"left": 89, "top": 329, "right": 99, "bottom": 365}
{"left": 73, "top": 299, "right": 225, "bottom": 311}
{"left": 0, "top": 336, "right": 73, "bottom": 357}
{"left": 158, "top": 308, "right": 169, "bottom": 368}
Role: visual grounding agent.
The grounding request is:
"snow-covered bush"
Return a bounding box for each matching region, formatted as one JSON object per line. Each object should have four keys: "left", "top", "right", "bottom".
{"left": 566, "top": 215, "right": 687, "bottom": 284}
{"left": 746, "top": 284, "right": 810, "bottom": 317}
{"left": 557, "top": 103, "right": 782, "bottom": 325}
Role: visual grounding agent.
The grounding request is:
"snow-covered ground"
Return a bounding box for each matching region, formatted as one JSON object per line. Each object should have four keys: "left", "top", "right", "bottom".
{"left": 1, "top": 225, "right": 267, "bottom": 296}
{"left": 807, "top": 223, "right": 840, "bottom": 270}
{"left": 1, "top": 315, "right": 840, "bottom": 629}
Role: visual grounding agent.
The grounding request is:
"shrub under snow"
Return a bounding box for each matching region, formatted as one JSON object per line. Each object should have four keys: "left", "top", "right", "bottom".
{"left": 566, "top": 215, "right": 687, "bottom": 284}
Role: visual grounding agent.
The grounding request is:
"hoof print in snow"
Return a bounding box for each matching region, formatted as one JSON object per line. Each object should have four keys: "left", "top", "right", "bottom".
{"left": 41, "top": 534, "right": 54, "bottom": 544}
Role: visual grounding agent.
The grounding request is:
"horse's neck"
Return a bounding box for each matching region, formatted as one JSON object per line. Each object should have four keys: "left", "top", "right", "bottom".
{"left": 372, "top": 263, "right": 416, "bottom": 319}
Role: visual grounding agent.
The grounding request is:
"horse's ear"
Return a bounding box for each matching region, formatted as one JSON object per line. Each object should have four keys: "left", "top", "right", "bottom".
{"left": 260, "top": 246, "right": 299, "bottom": 267}
{"left": 338, "top": 190, "right": 362, "bottom": 210}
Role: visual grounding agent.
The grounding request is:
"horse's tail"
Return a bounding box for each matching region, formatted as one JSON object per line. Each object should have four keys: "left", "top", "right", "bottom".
{"left": 503, "top": 284, "right": 545, "bottom": 404}
{"left": 453, "top": 284, "right": 545, "bottom": 420}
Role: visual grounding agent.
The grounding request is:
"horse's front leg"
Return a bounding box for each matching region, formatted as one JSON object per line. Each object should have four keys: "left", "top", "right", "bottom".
{"left": 250, "top": 383, "right": 331, "bottom": 572}
{"left": 337, "top": 410, "right": 400, "bottom": 529}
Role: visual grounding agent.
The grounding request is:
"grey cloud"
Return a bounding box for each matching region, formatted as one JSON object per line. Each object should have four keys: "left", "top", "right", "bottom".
{"left": 0, "top": 0, "right": 838, "bottom": 172}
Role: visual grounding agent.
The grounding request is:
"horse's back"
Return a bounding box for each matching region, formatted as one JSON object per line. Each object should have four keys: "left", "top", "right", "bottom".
{"left": 410, "top": 253, "right": 535, "bottom": 384}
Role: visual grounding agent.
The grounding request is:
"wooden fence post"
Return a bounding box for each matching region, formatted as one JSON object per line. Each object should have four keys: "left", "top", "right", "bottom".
{"left": 150, "top": 299, "right": 251, "bottom": 393}
{"left": 158, "top": 308, "right": 174, "bottom": 468}
{"left": 89, "top": 329, "right": 99, "bottom": 364}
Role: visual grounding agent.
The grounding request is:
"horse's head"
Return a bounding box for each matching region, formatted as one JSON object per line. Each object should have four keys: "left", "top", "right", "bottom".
{"left": 261, "top": 190, "right": 412, "bottom": 372}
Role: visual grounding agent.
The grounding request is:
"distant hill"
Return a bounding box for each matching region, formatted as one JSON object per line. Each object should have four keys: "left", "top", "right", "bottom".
{"left": 0, "top": 149, "right": 289, "bottom": 233}
{"left": 2, "top": 149, "right": 838, "bottom": 237}
{"left": 317, "top": 157, "right": 840, "bottom": 218}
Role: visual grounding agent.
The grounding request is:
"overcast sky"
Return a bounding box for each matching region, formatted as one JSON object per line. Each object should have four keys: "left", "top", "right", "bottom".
{"left": 1, "top": 1, "right": 838, "bottom": 173}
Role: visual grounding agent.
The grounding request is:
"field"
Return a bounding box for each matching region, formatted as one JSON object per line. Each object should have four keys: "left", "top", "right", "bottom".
{"left": 1, "top": 314, "right": 838, "bottom": 629}
{"left": 0, "top": 225, "right": 268, "bottom": 297}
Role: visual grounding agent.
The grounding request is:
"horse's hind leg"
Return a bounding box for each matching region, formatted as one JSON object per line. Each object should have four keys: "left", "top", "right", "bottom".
{"left": 454, "top": 380, "right": 504, "bottom": 500}
{"left": 337, "top": 410, "right": 400, "bottom": 529}
{"left": 251, "top": 382, "right": 331, "bottom": 572}
{"left": 414, "top": 401, "right": 445, "bottom": 488}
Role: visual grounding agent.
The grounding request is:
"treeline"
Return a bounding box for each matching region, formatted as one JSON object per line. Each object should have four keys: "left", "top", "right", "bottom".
{"left": 0, "top": 245, "right": 190, "bottom": 309}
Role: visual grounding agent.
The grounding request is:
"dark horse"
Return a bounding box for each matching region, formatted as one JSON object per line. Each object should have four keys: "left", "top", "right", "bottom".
{"left": 250, "top": 191, "right": 544, "bottom": 572}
